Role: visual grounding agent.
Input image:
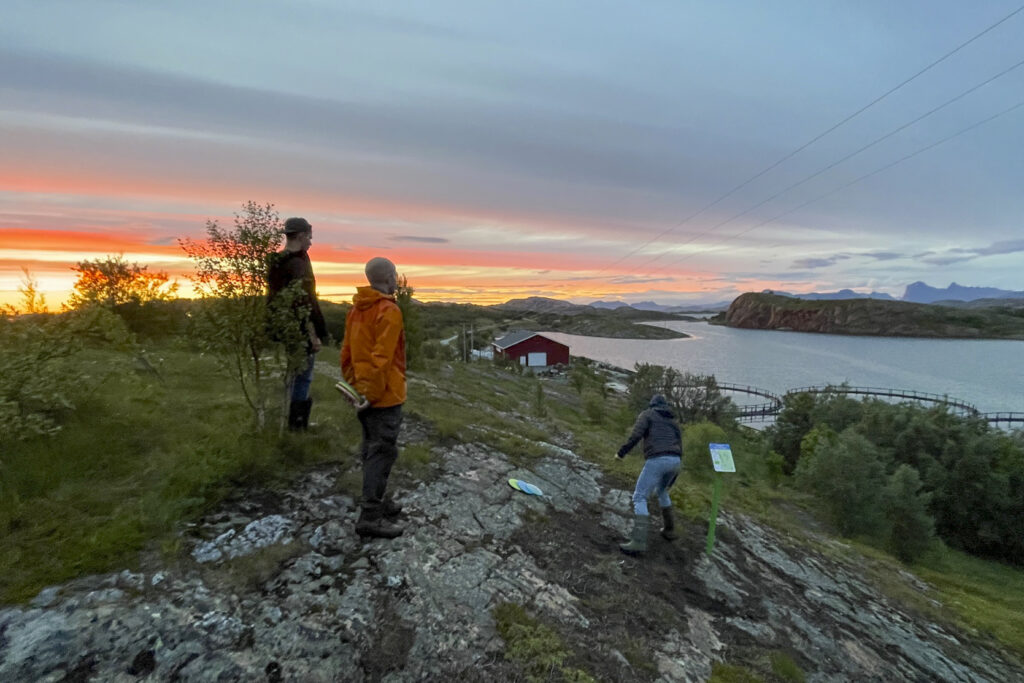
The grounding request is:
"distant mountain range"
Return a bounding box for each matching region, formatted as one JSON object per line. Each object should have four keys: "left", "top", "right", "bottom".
{"left": 494, "top": 282, "right": 1024, "bottom": 316}
{"left": 761, "top": 288, "right": 896, "bottom": 301}
{"left": 589, "top": 299, "right": 732, "bottom": 313}
{"left": 766, "top": 282, "right": 1024, "bottom": 304}
{"left": 901, "top": 281, "right": 1024, "bottom": 304}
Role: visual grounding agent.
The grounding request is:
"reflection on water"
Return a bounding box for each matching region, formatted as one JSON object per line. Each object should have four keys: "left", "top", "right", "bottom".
{"left": 541, "top": 321, "right": 1024, "bottom": 414}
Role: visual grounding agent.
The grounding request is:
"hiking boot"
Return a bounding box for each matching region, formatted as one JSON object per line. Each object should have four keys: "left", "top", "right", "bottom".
{"left": 382, "top": 498, "right": 403, "bottom": 518}
{"left": 355, "top": 510, "right": 404, "bottom": 539}
{"left": 619, "top": 513, "right": 648, "bottom": 555}
{"left": 288, "top": 399, "right": 313, "bottom": 431}
{"left": 660, "top": 506, "right": 678, "bottom": 541}
{"left": 287, "top": 400, "right": 304, "bottom": 431}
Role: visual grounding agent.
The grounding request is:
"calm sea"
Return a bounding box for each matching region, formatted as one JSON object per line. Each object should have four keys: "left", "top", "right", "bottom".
{"left": 541, "top": 320, "right": 1024, "bottom": 414}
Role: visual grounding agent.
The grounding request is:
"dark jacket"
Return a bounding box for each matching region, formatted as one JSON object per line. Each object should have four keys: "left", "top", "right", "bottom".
{"left": 617, "top": 395, "right": 682, "bottom": 459}
{"left": 267, "top": 250, "right": 327, "bottom": 342}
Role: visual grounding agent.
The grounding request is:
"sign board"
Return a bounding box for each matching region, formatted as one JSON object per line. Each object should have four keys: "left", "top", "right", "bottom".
{"left": 709, "top": 443, "right": 735, "bottom": 473}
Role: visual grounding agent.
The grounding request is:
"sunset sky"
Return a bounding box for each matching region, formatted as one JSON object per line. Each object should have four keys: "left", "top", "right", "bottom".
{"left": 3, "top": 1, "right": 1023, "bottom": 308}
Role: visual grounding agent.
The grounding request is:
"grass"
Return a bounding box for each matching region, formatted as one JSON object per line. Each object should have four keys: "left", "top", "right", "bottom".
{"left": 492, "top": 602, "right": 595, "bottom": 683}
{"left": 709, "top": 662, "right": 763, "bottom": 683}
{"left": 0, "top": 343, "right": 356, "bottom": 603}
{"left": 4, "top": 342, "right": 1024, "bottom": 666}
{"left": 913, "top": 546, "right": 1024, "bottom": 657}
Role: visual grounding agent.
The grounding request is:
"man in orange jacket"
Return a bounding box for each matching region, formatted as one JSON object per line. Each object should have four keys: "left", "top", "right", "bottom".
{"left": 340, "top": 257, "right": 407, "bottom": 539}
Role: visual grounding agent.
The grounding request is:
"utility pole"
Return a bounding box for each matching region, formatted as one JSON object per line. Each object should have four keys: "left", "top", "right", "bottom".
{"left": 470, "top": 324, "right": 474, "bottom": 361}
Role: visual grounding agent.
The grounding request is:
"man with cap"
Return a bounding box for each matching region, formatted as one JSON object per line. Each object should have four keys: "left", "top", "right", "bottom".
{"left": 341, "top": 257, "right": 406, "bottom": 539}
{"left": 615, "top": 393, "right": 683, "bottom": 555}
{"left": 267, "top": 217, "right": 327, "bottom": 430}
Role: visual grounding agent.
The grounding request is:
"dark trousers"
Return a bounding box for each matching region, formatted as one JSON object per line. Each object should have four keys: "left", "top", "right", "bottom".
{"left": 358, "top": 404, "right": 403, "bottom": 515}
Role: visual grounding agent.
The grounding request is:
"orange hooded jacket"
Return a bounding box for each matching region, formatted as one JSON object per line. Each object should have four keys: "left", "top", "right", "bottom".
{"left": 340, "top": 286, "right": 406, "bottom": 408}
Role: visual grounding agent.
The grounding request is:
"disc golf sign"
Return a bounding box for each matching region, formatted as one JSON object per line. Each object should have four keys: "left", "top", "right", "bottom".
{"left": 706, "top": 443, "right": 735, "bottom": 555}
{"left": 709, "top": 443, "right": 736, "bottom": 473}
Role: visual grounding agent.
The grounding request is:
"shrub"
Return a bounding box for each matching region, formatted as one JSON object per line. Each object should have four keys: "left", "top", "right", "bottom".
{"left": 180, "top": 201, "right": 306, "bottom": 429}
{"left": 795, "top": 428, "right": 889, "bottom": 537}
{"left": 0, "top": 308, "right": 131, "bottom": 442}
{"left": 682, "top": 421, "right": 728, "bottom": 482}
{"left": 883, "top": 464, "right": 935, "bottom": 562}
{"left": 69, "top": 254, "right": 178, "bottom": 310}
{"left": 583, "top": 391, "right": 606, "bottom": 424}
{"left": 629, "top": 364, "right": 737, "bottom": 426}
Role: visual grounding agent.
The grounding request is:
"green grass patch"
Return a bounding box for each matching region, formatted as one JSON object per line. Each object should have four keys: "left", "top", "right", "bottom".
{"left": 769, "top": 651, "right": 805, "bottom": 682}
{"left": 398, "top": 442, "right": 436, "bottom": 481}
{"left": 913, "top": 546, "right": 1024, "bottom": 657}
{"left": 709, "top": 662, "right": 764, "bottom": 683}
{"left": 0, "top": 344, "right": 356, "bottom": 603}
{"left": 492, "top": 602, "right": 595, "bottom": 683}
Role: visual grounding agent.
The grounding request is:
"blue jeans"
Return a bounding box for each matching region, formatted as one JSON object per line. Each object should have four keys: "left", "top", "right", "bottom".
{"left": 632, "top": 455, "right": 681, "bottom": 516}
{"left": 290, "top": 352, "right": 316, "bottom": 401}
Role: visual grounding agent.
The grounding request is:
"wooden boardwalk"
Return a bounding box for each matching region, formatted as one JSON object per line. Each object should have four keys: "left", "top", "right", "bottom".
{"left": 671, "top": 381, "right": 1019, "bottom": 426}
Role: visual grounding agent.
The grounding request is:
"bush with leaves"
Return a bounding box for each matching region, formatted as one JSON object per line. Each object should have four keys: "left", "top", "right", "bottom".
{"left": 69, "top": 254, "right": 178, "bottom": 310}
{"left": 883, "top": 464, "right": 936, "bottom": 562}
{"left": 0, "top": 307, "right": 132, "bottom": 442}
{"left": 395, "top": 275, "right": 423, "bottom": 369}
{"left": 180, "top": 201, "right": 308, "bottom": 429}
{"left": 681, "top": 420, "right": 729, "bottom": 482}
{"left": 795, "top": 428, "right": 890, "bottom": 537}
{"left": 628, "top": 363, "right": 737, "bottom": 426}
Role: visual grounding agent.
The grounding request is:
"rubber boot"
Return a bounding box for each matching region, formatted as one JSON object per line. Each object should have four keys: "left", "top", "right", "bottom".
{"left": 660, "top": 506, "right": 678, "bottom": 541}
{"left": 299, "top": 398, "right": 313, "bottom": 430}
{"left": 287, "top": 401, "right": 304, "bottom": 431}
{"left": 382, "top": 498, "right": 403, "bottom": 519}
{"left": 619, "top": 514, "right": 648, "bottom": 555}
{"left": 355, "top": 507, "right": 404, "bottom": 539}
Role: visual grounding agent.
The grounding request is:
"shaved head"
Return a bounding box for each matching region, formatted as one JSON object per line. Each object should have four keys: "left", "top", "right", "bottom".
{"left": 365, "top": 257, "right": 398, "bottom": 294}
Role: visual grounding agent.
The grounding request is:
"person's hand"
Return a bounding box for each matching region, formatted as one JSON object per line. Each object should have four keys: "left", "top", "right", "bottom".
{"left": 310, "top": 336, "right": 323, "bottom": 353}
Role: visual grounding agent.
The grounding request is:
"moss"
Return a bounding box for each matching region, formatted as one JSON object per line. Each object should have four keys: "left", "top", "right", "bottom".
{"left": 709, "top": 662, "right": 764, "bottom": 683}
{"left": 769, "top": 651, "right": 805, "bottom": 682}
{"left": 492, "top": 602, "right": 595, "bottom": 683}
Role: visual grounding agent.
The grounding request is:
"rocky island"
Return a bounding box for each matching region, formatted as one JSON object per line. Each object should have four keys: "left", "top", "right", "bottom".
{"left": 711, "top": 292, "right": 1024, "bottom": 339}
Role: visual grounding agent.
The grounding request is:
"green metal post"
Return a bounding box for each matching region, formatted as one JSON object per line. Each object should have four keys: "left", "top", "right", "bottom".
{"left": 705, "top": 473, "right": 723, "bottom": 555}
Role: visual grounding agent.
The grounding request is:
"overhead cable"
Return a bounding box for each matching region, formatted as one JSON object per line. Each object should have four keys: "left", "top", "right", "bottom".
{"left": 596, "top": 3, "right": 1024, "bottom": 275}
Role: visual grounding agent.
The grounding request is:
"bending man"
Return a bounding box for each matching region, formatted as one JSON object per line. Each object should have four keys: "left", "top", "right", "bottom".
{"left": 616, "top": 393, "right": 682, "bottom": 555}
{"left": 341, "top": 257, "right": 406, "bottom": 539}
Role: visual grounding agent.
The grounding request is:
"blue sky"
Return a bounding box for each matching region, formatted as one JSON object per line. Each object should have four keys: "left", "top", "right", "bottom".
{"left": 2, "top": 1, "right": 1023, "bottom": 305}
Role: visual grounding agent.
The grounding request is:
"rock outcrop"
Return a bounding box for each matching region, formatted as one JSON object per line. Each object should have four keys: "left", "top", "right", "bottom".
{"left": 714, "top": 292, "right": 1024, "bottom": 339}
{"left": 1, "top": 422, "right": 1021, "bottom": 681}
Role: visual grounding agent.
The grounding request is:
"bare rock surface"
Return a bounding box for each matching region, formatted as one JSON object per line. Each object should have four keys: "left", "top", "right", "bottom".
{"left": 1, "top": 424, "right": 1022, "bottom": 682}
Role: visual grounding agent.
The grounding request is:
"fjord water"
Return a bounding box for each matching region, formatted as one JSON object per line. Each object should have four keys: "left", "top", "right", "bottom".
{"left": 543, "top": 320, "right": 1024, "bottom": 414}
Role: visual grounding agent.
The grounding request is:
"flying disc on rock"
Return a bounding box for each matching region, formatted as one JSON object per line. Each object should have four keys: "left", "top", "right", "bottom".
{"left": 508, "top": 479, "right": 543, "bottom": 496}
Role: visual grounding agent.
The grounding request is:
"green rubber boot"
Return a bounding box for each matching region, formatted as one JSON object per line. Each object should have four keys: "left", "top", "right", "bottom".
{"left": 619, "top": 514, "right": 648, "bottom": 555}
{"left": 660, "top": 506, "right": 678, "bottom": 541}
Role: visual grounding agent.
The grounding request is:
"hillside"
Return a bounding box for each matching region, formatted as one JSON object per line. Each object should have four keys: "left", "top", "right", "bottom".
{"left": 2, "top": 361, "right": 1022, "bottom": 681}
{"left": 713, "top": 292, "right": 1024, "bottom": 339}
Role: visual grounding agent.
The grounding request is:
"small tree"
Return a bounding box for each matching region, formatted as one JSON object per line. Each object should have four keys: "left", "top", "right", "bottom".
{"left": 883, "top": 464, "right": 935, "bottom": 562}
{"left": 628, "top": 363, "right": 736, "bottom": 426}
{"left": 396, "top": 275, "right": 422, "bottom": 369}
{"left": 681, "top": 420, "right": 729, "bottom": 482}
{"left": 15, "top": 268, "right": 47, "bottom": 314}
{"left": 180, "top": 201, "right": 305, "bottom": 429}
{"left": 795, "top": 428, "right": 889, "bottom": 537}
{"left": 68, "top": 255, "right": 178, "bottom": 309}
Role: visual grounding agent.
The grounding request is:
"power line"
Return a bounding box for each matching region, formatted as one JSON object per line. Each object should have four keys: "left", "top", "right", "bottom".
{"left": 641, "top": 97, "right": 1024, "bottom": 277}
{"left": 596, "top": 3, "right": 1024, "bottom": 276}
{"left": 629, "top": 52, "right": 1024, "bottom": 273}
